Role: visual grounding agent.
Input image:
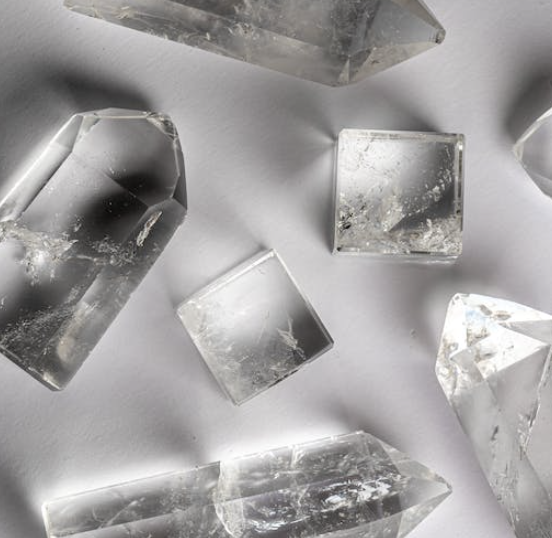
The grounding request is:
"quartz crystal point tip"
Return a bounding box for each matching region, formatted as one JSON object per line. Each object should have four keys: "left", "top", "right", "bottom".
{"left": 0, "top": 108, "right": 186, "bottom": 390}
{"left": 436, "top": 293, "right": 552, "bottom": 538}
{"left": 514, "top": 105, "right": 552, "bottom": 198}
{"left": 42, "top": 431, "right": 451, "bottom": 538}
{"left": 63, "top": 0, "right": 445, "bottom": 87}
{"left": 334, "top": 129, "right": 464, "bottom": 261}
{"left": 178, "top": 250, "right": 333, "bottom": 405}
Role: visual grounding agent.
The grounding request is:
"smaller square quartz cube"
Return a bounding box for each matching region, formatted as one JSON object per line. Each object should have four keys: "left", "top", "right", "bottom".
{"left": 334, "top": 129, "right": 464, "bottom": 261}
{"left": 177, "top": 250, "right": 333, "bottom": 404}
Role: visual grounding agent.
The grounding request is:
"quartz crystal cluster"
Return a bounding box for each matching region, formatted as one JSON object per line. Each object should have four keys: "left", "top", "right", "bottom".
{"left": 436, "top": 294, "right": 552, "bottom": 538}
{"left": 63, "top": 0, "right": 445, "bottom": 86}
{"left": 514, "top": 105, "right": 552, "bottom": 198}
{"left": 43, "top": 431, "right": 451, "bottom": 538}
{"left": 178, "top": 250, "right": 333, "bottom": 404}
{"left": 334, "top": 129, "right": 464, "bottom": 261}
{"left": 0, "top": 109, "right": 186, "bottom": 390}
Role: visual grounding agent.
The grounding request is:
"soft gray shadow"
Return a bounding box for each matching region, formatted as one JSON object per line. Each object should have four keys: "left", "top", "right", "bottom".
{"left": 506, "top": 76, "right": 552, "bottom": 143}
{"left": 0, "top": 467, "right": 44, "bottom": 538}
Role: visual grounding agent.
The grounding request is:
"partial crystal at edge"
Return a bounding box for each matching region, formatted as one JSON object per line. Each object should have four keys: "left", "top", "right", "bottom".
{"left": 0, "top": 109, "right": 186, "bottom": 389}
{"left": 436, "top": 294, "right": 552, "bottom": 538}
{"left": 514, "top": 105, "right": 552, "bottom": 198}
{"left": 63, "top": 0, "right": 445, "bottom": 87}
{"left": 334, "top": 129, "right": 464, "bottom": 261}
{"left": 178, "top": 250, "right": 333, "bottom": 405}
{"left": 43, "top": 431, "right": 451, "bottom": 538}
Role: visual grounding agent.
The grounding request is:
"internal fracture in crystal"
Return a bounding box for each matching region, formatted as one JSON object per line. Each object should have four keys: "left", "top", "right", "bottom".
{"left": 514, "top": 104, "right": 552, "bottom": 198}
{"left": 43, "top": 431, "right": 451, "bottom": 538}
{"left": 63, "top": 0, "right": 445, "bottom": 87}
{"left": 436, "top": 294, "right": 552, "bottom": 538}
{"left": 334, "top": 129, "right": 464, "bottom": 261}
{"left": 0, "top": 109, "right": 186, "bottom": 389}
{"left": 178, "top": 250, "right": 333, "bottom": 405}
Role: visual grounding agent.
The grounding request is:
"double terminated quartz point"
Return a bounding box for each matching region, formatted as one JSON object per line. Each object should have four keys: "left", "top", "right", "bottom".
{"left": 43, "top": 431, "right": 451, "bottom": 538}
{"left": 63, "top": 0, "right": 445, "bottom": 86}
{"left": 0, "top": 109, "right": 186, "bottom": 389}
{"left": 437, "top": 294, "right": 552, "bottom": 538}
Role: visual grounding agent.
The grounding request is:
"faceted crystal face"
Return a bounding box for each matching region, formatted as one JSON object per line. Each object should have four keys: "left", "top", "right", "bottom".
{"left": 514, "top": 106, "right": 552, "bottom": 197}
{"left": 334, "top": 129, "right": 464, "bottom": 261}
{"left": 436, "top": 294, "right": 552, "bottom": 538}
{"left": 178, "top": 250, "right": 333, "bottom": 405}
{"left": 0, "top": 109, "right": 186, "bottom": 390}
{"left": 43, "top": 431, "right": 451, "bottom": 538}
{"left": 63, "top": 0, "right": 445, "bottom": 87}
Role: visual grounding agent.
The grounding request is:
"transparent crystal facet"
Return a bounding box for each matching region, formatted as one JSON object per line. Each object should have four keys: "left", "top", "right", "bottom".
{"left": 63, "top": 0, "right": 445, "bottom": 87}
{"left": 0, "top": 108, "right": 186, "bottom": 390}
{"left": 178, "top": 250, "right": 333, "bottom": 405}
{"left": 333, "top": 129, "right": 464, "bottom": 261}
{"left": 436, "top": 294, "right": 552, "bottom": 538}
{"left": 43, "top": 431, "right": 451, "bottom": 538}
{"left": 514, "top": 106, "right": 552, "bottom": 198}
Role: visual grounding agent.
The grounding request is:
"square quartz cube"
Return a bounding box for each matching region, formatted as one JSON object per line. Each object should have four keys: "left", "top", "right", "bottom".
{"left": 333, "top": 129, "right": 464, "bottom": 261}
{"left": 177, "top": 251, "right": 333, "bottom": 404}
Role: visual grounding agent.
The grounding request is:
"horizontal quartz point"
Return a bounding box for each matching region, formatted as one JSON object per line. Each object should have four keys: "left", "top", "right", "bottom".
{"left": 436, "top": 294, "right": 552, "bottom": 538}
{"left": 514, "top": 104, "right": 552, "bottom": 197}
{"left": 333, "top": 129, "right": 464, "bottom": 261}
{"left": 0, "top": 108, "right": 186, "bottom": 389}
{"left": 43, "top": 431, "right": 451, "bottom": 538}
{"left": 62, "top": 0, "right": 445, "bottom": 87}
{"left": 178, "top": 250, "right": 333, "bottom": 405}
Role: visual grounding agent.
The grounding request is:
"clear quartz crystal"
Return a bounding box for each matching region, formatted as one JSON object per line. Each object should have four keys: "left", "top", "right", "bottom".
{"left": 514, "top": 106, "right": 552, "bottom": 197}
{"left": 436, "top": 294, "right": 552, "bottom": 538}
{"left": 178, "top": 250, "right": 333, "bottom": 404}
{"left": 63, "top": 0, "right": 445, "bottom": 87}
{"left": 43, "top": 431, "right": 451, "bottom": 538}
{"left": 333, "top": 129, "right": 464, "bottom": 261}
{"left": 0, "top": 109, "right": 186, "bottom": 389}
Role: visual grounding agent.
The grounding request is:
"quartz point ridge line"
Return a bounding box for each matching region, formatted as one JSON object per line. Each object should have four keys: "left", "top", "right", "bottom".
{"left": 62, "top": 0, "right": 446, "bottom": 87}
{"left": 0, "top": 108, "right": 186, "bottom": 390}
{"left": 514, "top": 105, "right": 552, "bottom": 198}
{"left": 177, "top": 249, "right": 333, "bottom": 405}
{"left": 42, "top": 431, "right": 452, "bottom": 538}
{"left": 436, "top": 293, "right": 552, "bottom": 538}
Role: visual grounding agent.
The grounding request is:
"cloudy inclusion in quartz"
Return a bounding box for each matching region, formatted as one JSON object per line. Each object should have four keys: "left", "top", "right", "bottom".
{"left": 63, "top": 0, "right": 445, "bottom": 86}
{"left": 178, "top": 250, "right": 333, "bottom": 405}
{"left": 43, "top": 431, "right": 451, "bottom": 538}
{"left": 334, "top": 129, "right": 463, "bottom": 261}
{"left": 436, "top": 294, "right": 552, "bottom": 538}
{"left": 0, "top": 109, "right": 186, "bottom": 389}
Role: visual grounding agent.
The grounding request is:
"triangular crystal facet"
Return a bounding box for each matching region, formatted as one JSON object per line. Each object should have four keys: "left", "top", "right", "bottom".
{"left": 63, "top": 0, "right": 445, "bottom": 86}
{"left": 436, "top": 294, "right": 552, "bottom": 538}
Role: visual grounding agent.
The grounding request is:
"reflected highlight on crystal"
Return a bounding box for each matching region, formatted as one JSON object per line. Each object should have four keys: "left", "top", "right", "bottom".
{"left": 43, "top": 431, "right": 451, "bottom": 538}
{"left": 178, "top": 250, "right": 333, "bottom": 404}
{"left": 0, "top": 109, "right": 186, "bottom": 389}
{"left": 514, "top": 105, "right": 552, "bottom": 198}
{"left": 63, "top": 0, "right": 445, "bottom": 86}
{"left": 333, "top": 129, "right": 464, "bottom": 261}
{"left": 436, "top": 294, "right": 552, "bottom": 538}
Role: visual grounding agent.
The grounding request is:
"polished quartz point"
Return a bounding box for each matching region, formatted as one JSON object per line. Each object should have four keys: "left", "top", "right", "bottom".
{"left": 178, "top": 250, "right": 333, "bottom": 404}
{"left": 0, "top": 109, "right": 186, "bottom": 389}
{"left": 334, "top": 129, "right": 464, "bottom": 261}
{"left": 514, "top": 105, "right": 552, "bottom": 197}
{"left": 63, "top": 0, "right": 445, "bottom": 87}
{"left": 43, "top": 431, "right": 451, "bottom": 538}
{"left": 436, "top": 294, "right": 552, "bottom": 538}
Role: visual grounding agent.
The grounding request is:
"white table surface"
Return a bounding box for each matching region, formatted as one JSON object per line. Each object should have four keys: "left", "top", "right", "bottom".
{"left": 1, "top": 1, "right": 551, "bottom": 537}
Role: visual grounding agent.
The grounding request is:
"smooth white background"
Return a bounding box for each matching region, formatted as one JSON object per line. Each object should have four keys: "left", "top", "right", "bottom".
{"left": 1, "top": 1, "right": 552, "bottom": 537}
